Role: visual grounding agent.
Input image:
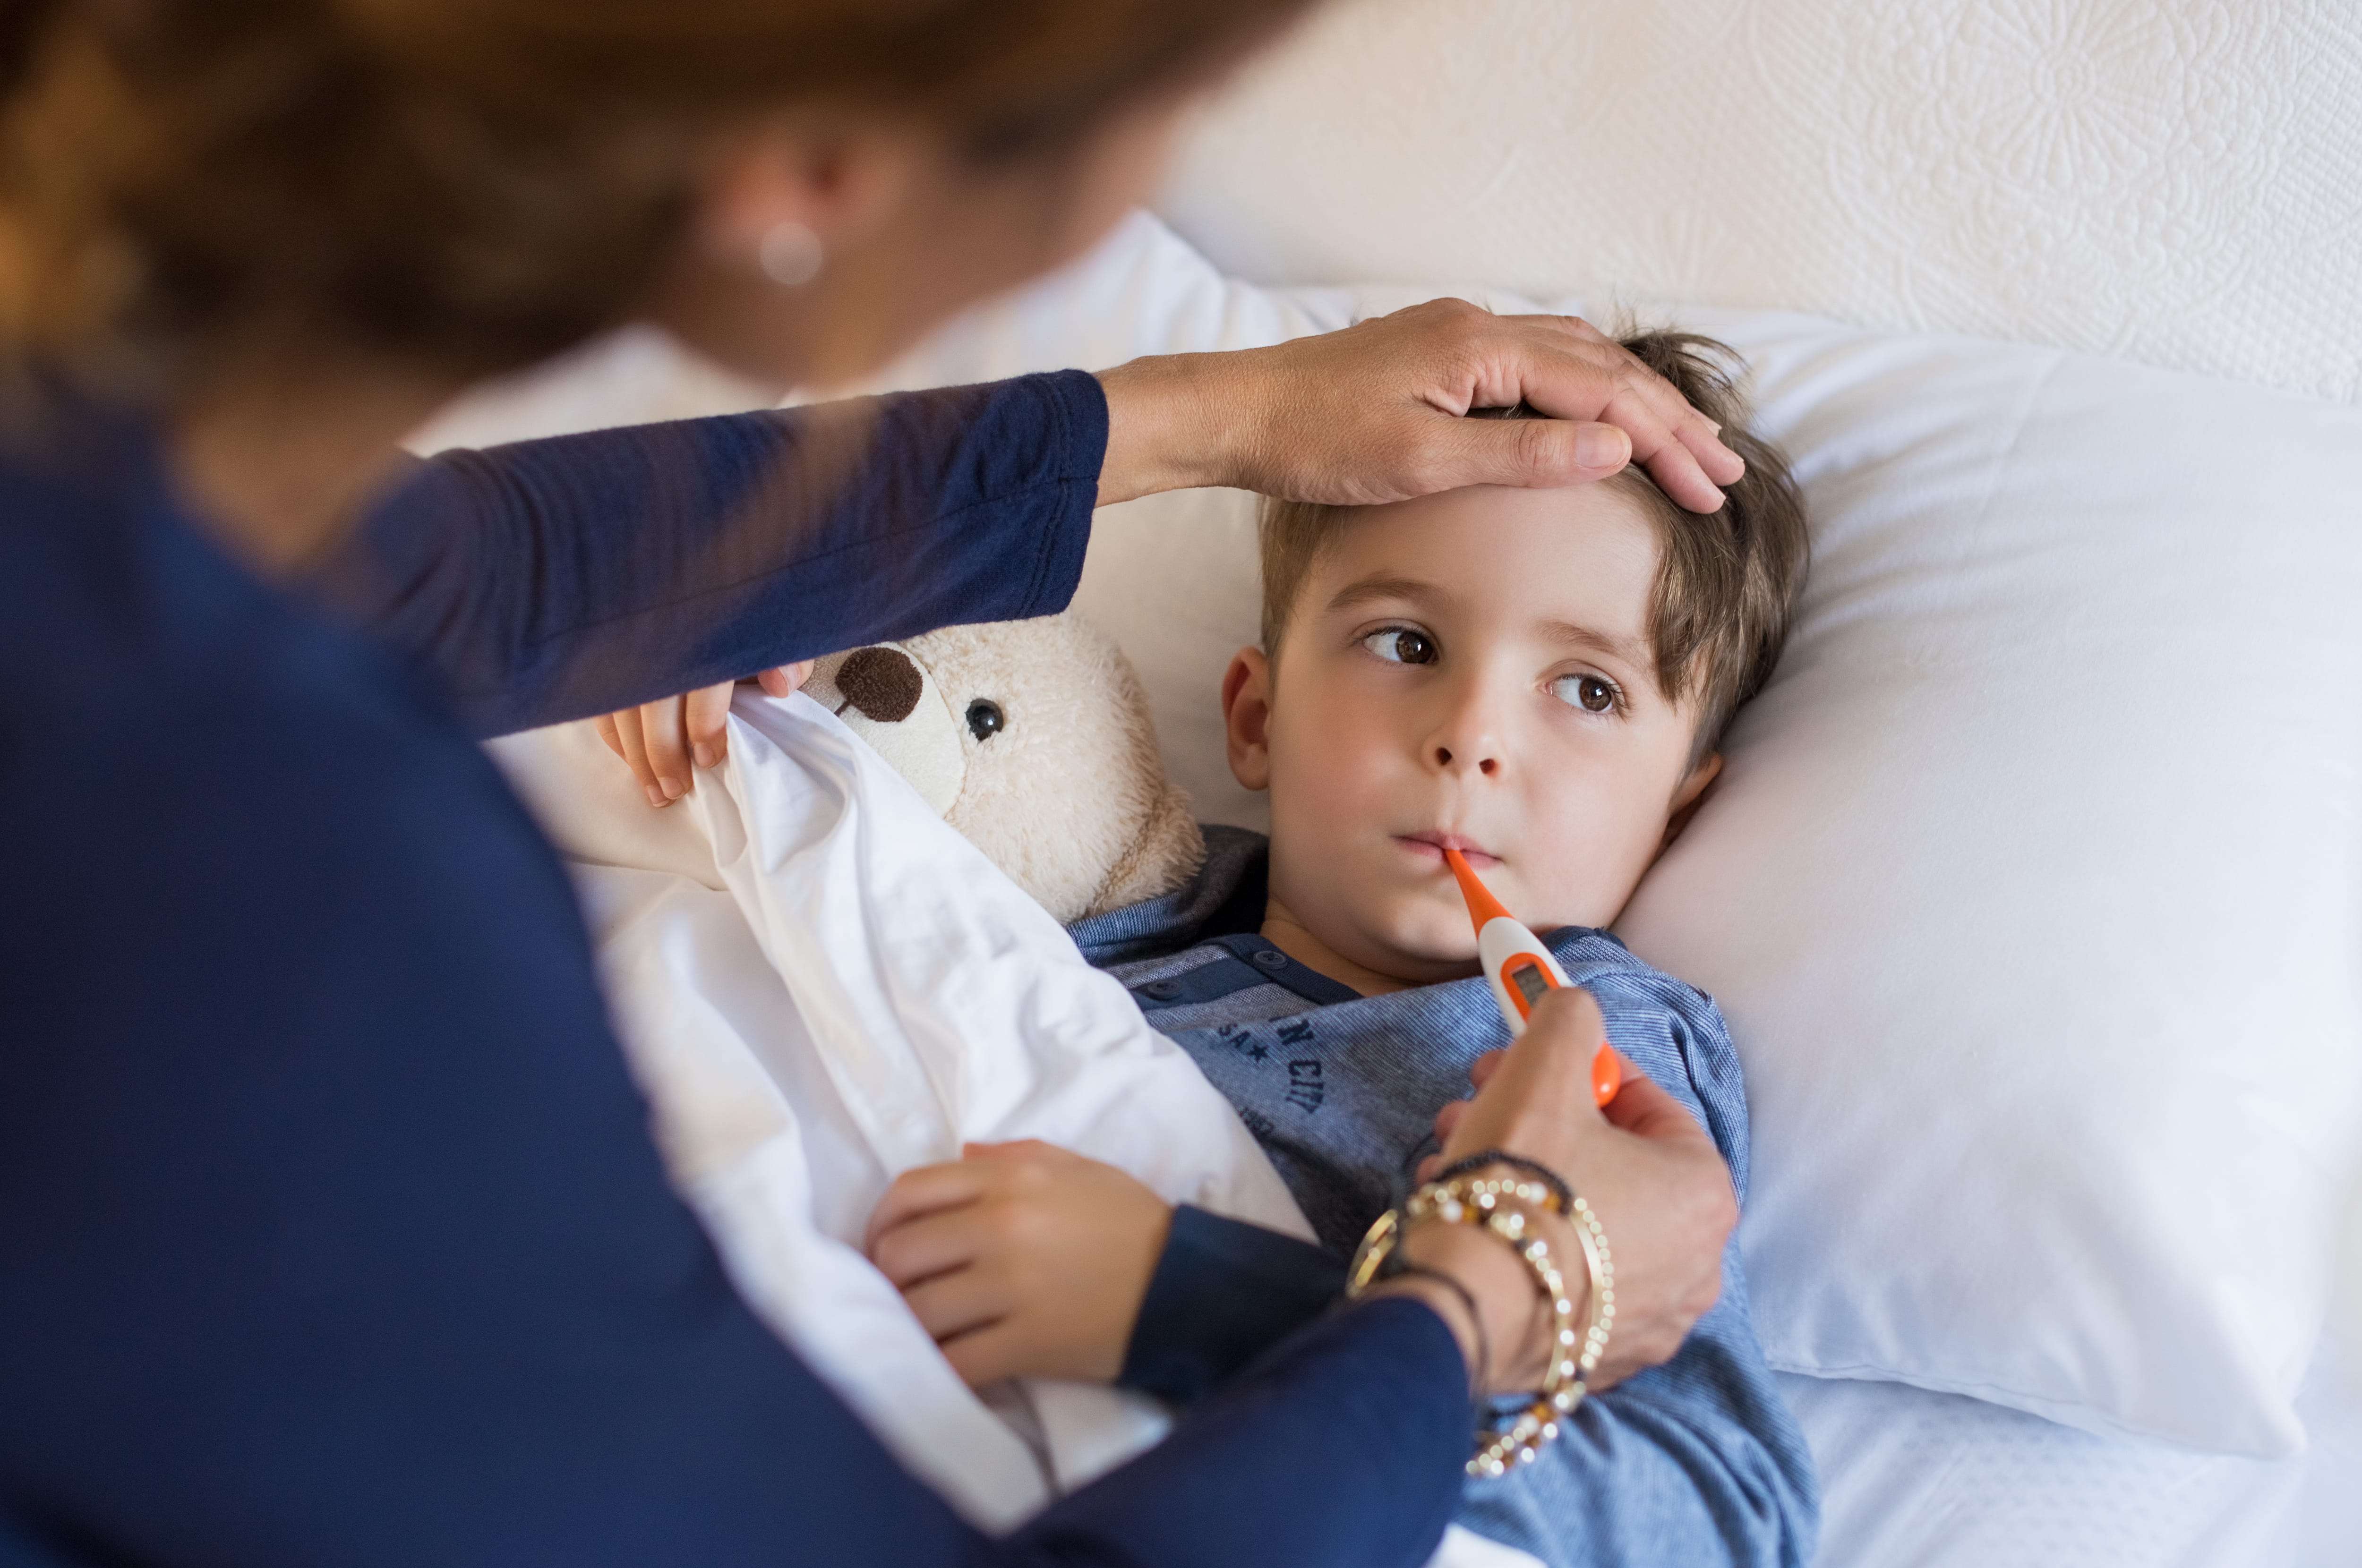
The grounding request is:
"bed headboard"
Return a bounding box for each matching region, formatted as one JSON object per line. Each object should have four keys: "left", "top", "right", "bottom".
{"left": 1160, "top": 0, "right": 2362, "bottom": 404}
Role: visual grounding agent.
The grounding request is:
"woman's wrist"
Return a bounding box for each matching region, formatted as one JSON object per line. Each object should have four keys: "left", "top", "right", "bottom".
{"left": 1361, "top": 1269, "right": 1486, "bottom": 1381}
{"left": 1094, "top": 353, "right": 1250, "bottom": 507}
{"left": 1374, "top": 1204, "right": 1587, "bottom": 1397}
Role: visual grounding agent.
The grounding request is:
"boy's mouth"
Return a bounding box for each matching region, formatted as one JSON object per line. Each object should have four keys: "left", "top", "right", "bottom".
{"left": 1394, "top": 832, "right": 1500, "bottom": 869}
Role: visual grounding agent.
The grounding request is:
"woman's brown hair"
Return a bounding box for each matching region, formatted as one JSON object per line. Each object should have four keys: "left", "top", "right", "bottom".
{"left": 0, "top": 0, "right": 1313, "bottom": 390}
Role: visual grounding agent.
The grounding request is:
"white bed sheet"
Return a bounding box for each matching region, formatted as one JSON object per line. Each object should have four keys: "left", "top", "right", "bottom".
{"left": 1783, "top": 1341, "right": 2362, "bottom": 1568}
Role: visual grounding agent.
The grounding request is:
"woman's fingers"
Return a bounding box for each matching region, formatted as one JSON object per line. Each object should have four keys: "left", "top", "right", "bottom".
{"left": 1102, "top": 297, "right": 1746, "bottom": 513}
{"left": 600, "top": 698, "right": 685, "bottom": 807}
{"left": 1426, "top": 1099, "right": 1468, "bottom": 1159}
{"left": 1437, "top": 988, "right": 1610, "bottom": 1169}
{"left": 1503, "top": 313, "right": 1746, "bottom": 489}
{"left": 1419, "top": 990, "right": 1605, "bottom": 1197}
{"left": 756, "top": 660, "right": 815, "bottom": 699}
{"left": 1599, "top": 1056, "right": 1707, "bottom": 1142}
{"left": 589, "top": 661, "right": 822, "bottom": 809}
{"left": 1419, "top": 989, "right": 1737, "bottom": 1388}
{"left": 1419, "top": 1043, "right": 1534, "bottom": 1173}
{"left": 683, "top": 681, "right": 734, "bottom": 772}
{"left": 636, "top": 697, "right": 693, "bottom": 801}
{"left": 593, "top": 676, "right": 759, "bottom": 807}
{"left": 1478, "top": 336, "right": 1729, "bottom": 511}
{"left": 1416, "top": 409, "right": 1636, "bottom": 496}
{"left": 593, "top": 711, "right": 627, "bottom": 764}
{"left": 604, "top": 706, "right": 669, "bottom": 808}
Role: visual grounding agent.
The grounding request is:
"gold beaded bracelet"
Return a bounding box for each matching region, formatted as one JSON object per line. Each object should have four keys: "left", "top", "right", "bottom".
{"left": 1346, "top": 1171, "right": 1615, "bottom": 1478}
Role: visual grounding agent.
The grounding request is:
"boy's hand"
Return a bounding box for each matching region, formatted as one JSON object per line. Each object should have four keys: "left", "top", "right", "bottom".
{"left": 864, "top": 1140, "right": 1173, "bottom": 1388}
{"left": 594, "top": 661, "right": 813, "bottom": 808}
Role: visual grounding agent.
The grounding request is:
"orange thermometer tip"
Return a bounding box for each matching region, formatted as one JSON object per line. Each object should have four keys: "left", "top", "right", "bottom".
{"left": 1441, "top": 846, "right": 1513, "bottom": 932}
{"left": 1592, "top": 1045, "right": 1622, "bottom": 1105}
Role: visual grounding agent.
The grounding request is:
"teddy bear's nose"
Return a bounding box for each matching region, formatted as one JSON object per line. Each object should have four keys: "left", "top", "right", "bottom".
{"left": 835, "top": 645, "right": 924, "bottom": 723}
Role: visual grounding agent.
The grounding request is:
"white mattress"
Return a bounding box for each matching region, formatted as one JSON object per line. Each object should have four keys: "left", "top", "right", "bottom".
{"left": 1782, "top": 1344, "right": 2362, "bottom": 1568}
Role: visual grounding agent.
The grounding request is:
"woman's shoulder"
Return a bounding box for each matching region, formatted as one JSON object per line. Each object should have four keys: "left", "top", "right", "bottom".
{"left": 0, "top": 401, "right": 611, "bottom": 1079}
{"left": 1, "top": 400, "right": 363, "bottom": 702}
{"left": 0, "top": 397, "right": 470, "bottom": 755}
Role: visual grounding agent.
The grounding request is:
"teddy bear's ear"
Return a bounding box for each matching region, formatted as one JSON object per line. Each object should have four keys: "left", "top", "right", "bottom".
{"left": 1085, "top": 781, "right": 1206, "bottom": 918}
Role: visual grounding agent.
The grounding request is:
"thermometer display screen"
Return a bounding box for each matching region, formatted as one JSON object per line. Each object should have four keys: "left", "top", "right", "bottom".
{"left": 1507, "top": 960, "right": 1551, "bottom": 1008}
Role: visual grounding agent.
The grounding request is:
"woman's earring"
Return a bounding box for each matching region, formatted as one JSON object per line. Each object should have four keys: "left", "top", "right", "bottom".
{"left": 757, "top": 220, "right": 824, "bottom": 287}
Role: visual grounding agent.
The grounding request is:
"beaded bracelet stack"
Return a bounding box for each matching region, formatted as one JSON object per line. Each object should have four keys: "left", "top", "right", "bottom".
{"left": 1344, "top": 1150, "right": 1615, "bottom": 1478}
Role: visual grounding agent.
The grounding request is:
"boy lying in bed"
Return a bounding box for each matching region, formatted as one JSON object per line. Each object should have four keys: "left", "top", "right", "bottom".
{"left": 863, "top": 332, "right": 1819, "bottom": 1567}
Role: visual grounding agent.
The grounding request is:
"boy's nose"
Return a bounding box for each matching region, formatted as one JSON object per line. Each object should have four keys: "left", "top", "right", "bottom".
{"left": 1431, "top": 741, "right": 1499, "bottom": 777}
{"left": 1426, "top": 678, "right": 1507, "bottom": 778}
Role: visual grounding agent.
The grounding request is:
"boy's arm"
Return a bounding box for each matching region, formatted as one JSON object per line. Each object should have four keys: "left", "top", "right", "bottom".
{"left": 864, "top": 1141, "right": 1343, "bottom": 1398}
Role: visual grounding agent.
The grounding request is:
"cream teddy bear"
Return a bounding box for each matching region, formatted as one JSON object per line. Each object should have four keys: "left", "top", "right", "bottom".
{"left": 800, "top": 613, "right": 1203, "bottom": 923}
{"left": 489, "top": 611, "right": 1203, "bottom": 926}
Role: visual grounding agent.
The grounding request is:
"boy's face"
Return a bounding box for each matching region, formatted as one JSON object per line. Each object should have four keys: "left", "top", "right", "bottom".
{"left": 1224, "top": 482, "right": 1720, "bottom": 987}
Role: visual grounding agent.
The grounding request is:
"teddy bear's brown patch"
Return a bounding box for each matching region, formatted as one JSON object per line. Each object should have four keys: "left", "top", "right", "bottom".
{"left": 835, "top": 645, "right": 924, "bottom": 724}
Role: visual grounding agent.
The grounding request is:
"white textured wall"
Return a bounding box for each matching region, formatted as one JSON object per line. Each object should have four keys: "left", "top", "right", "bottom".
{"left": 1161, "top": 0, "right": 2362, "bottom": 401}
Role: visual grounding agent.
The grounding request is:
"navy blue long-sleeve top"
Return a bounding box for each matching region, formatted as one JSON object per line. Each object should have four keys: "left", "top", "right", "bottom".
{"left": 0, "top": 374, "right": 1472, "bottom": 1567}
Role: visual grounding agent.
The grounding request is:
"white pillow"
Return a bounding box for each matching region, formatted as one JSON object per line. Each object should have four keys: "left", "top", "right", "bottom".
{"left": 846, "top": 213, "right": 2362, "bottom": 1456}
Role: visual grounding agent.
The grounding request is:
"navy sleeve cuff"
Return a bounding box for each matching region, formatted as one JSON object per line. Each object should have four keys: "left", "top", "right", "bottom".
{"left": 1119, "top": 1205, "right": 1348, "bottom": 1408}
{"left": 1015, "top": 367, "right": 1104, "bottom": 621}
{"left": 1040, "top": 1293, "right": 1468, "bottom": 1568}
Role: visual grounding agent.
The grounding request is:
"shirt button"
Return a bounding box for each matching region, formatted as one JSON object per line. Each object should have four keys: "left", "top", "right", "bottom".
{"left": 1252, "top": 948, "right": 1289, "bottom": 971}
{"left": 1140, "top": 979, "right": 1184, "bottom": 1000}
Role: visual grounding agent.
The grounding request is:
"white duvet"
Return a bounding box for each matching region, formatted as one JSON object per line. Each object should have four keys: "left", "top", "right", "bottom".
{"left": 494, "top": 694, "right": 1540, "bottom": 1566}
{"left": 493, "top": 690, "right": 1314, "bottom": 1526}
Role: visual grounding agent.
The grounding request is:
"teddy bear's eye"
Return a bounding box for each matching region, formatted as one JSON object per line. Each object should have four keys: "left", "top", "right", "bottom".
{"left": 966, "top": 699, "right": 1006, "bottom": 741}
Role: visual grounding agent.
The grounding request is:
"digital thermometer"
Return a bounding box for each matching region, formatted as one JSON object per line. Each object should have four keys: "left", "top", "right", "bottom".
{"left": 1443, "top": 847, "right": 1622, "bottom": 1107}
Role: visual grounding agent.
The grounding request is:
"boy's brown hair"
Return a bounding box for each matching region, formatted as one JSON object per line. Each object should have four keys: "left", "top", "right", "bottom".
{"left": 1257, "top": 329, "right": 1809, "bottom": 765}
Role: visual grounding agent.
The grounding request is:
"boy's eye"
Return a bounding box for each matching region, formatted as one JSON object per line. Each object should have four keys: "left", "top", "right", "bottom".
{"left": 1361, "top": 628, "right": 1438, "bottom": 665}
{"left": 1552, "top": 673, "right": 1620, "bottom": 714}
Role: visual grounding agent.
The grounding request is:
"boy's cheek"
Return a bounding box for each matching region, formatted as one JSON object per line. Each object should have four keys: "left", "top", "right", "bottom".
{"left": 1267, "top": 738, "right": 1401, "bottom": 860}
{"left": 1519, "top": 840, "right": 1655, "bottom": 931}
{"left": 1382, "top": 901, "right": 1482, "bottom": 965}
{"left": 1352, "top": 869, "right": 1482, "bottom": 963}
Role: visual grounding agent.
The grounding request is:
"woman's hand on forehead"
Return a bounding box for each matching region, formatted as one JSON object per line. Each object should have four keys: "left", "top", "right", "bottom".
{"left": 1095, "top": 298, "right": 1745, "bottom": 512}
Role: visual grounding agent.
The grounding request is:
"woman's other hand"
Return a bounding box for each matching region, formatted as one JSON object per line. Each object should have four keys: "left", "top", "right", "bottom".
{"left": 1095, "top": 298, "right": 1748, "bottom": 515}
{"left": 864, "top": 1140, "right": 1174, "bottom": 1388}
{"left": 593, "top": 662, "right": 813, "bottom": 808}
{"left": 1412, "top": 989, "right": 1738, "bottom": 1392}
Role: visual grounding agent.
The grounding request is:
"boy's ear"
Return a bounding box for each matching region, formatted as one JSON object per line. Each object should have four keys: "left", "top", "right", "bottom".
{"left": 1661, "top": 752, "right": 1724, "bottom": 849}
{"left": 1221, "top": 648, "right": 1273, "bottom": 793}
